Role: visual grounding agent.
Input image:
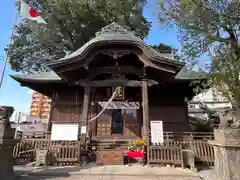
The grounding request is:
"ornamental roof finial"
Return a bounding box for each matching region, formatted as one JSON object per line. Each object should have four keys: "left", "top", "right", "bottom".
{"left": 95, "top": 22, "right": 134, "bottom": 36}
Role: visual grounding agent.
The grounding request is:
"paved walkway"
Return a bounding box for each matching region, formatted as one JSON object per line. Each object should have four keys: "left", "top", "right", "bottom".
{"left": 15, "top": 164, "right": 202, "bottom": 180}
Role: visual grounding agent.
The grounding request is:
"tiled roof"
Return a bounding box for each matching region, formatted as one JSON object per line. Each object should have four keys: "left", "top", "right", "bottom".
{"left": 175, "top": 67, "right": 207, "bottom": 80}
{"left": 10, "top": 68, "right": 206, "bottom": 83}
{"left": 10, "top": 71, "right": 62, "bottom": 82}
{"left": 48, "top": 22, "right": 183, "bottom": 67}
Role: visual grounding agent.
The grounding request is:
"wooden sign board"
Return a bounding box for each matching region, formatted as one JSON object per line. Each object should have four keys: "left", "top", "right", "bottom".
{"left": 113, "top": 86, "right": 124, "bottom": 100}
{"left": 150, "top": 121, "right": 164, "bottom": 144}
{"left": 51, "top": 123, "right": 79, "bottom": 141}
{"left": 81, "top": 126, "right": 86, "bottom": 134}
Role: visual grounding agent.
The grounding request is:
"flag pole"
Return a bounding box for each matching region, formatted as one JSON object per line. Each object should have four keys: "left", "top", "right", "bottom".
{"left": 0, "top": 13, "right": 18, "bottom": 89}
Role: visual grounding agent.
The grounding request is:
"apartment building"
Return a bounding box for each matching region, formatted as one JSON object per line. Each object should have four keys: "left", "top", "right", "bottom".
{"left": 30, "top": 91, "right": 52, "bottom": 123}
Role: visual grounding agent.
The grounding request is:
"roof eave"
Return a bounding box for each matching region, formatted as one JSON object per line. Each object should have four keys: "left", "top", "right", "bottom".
{"left": 47, "top": 40, "right": 184, "bottom": 69}
{"left": 10, "top": 75, "right": 63, "bottom": 84}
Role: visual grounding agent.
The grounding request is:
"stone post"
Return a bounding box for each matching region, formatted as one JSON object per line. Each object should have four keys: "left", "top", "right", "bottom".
{"left": 209, "top": 110, "right": 240, "bottom": 180}
{"left": 0, "top": 106, "right": 20, "bottom": 180}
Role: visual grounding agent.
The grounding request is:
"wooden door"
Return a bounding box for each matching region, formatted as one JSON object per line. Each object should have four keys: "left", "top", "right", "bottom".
{"left": 123, "top": 109, "right": 141, "bottom": 137}
{"left": 97, "top": 110, "right": 111, "bottom": 136}
{"left": 111, "top": 109, "right": 124, "bottom": 136}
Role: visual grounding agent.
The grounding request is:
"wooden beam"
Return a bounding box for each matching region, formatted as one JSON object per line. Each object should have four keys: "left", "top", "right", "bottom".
{"left": 75, "top": 79, "right": 158, "bottom": 87}
{"left": 142, "top": 79, "right": 149, "bottom": 142}
{"left": 88, "top": 66, "right": 143, "bottom": 78}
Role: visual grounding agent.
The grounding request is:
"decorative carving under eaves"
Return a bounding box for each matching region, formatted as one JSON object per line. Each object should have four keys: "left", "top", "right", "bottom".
{"left": 75, "top": 79, "right": 158, "bottom": 87}
{"left": 109, "top": 72, "right": 125, "bottom": 80}
{"left": 101, "top": 50, "right": 131, "bottom": 59}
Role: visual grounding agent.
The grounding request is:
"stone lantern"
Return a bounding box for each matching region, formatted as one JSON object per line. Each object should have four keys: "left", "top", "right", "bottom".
{"left": 0, "top": 106, "right": 21, "bottom": 180}
{"left": 209, "top": 109, "right": 240, "bottom": 180}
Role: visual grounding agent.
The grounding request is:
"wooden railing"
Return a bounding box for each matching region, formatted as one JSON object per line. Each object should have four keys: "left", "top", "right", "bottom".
{"left": 149, "top": 131, "right": 214, "bottom": 141}
{"left": 18, "top": 131, "right": 51, "bottom": 139}
{"left": 13, "top": 140, "right": 83, "bottom": 165}
{"left": 16, "top": 131, "right": 215, "bottom": 166}
{"left": 148, "top": 145, "right": 183, "bottom": 167}
{"left": 148, "top": 140, "right": 214, "bottom": 166}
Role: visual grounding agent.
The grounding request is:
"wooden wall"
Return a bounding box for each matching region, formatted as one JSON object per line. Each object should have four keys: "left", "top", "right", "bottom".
{"left": 51, "top": 87, "right": 84, "bottom": 123}
{"left": 148, "top": 82, "right": 191, "bottom": 132}
{"left": 149, "top": 105, "right": 191, "bottom": 132}
{"left": 50, "top": 82, "right": 192, "bottom": 135}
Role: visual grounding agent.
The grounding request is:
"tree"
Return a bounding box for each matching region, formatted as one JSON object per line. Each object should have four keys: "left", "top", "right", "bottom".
{"left": 156, "top": 0, "right": 240, "bottom": 109}
{"left": 150, "top": 43, "right": 181, "bottom": 61}
{"left": 9, "top": 0, "right": 150, "bottom": 73}
{"left": 151, "top": 43, "right": 173, "bottom": 53}
{"left": 188, "top": 101, "right": 219, "bottom": 132}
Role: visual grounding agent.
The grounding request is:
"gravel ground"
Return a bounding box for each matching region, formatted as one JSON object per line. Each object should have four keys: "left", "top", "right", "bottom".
{"left": 17, "top": 174, "right": 202, "bottom": 180}
{"left": 197, "top": 167, "right": 215, "bottom": 180}
{"left": 14, "top": 164, "right": 203, "bottom": 180}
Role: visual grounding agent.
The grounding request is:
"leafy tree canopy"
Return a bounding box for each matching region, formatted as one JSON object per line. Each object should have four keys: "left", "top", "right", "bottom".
{"left": 150, "top": 43, "right": 181, "bottom": 61}
{"left": 156, "top": 0, "right": 240, "bottom": 108}
{"left": 9, "top": 0, "right": 150, "bottom": 73}
{"left": 151, "top": 43, "right": 173, "bottom": 53}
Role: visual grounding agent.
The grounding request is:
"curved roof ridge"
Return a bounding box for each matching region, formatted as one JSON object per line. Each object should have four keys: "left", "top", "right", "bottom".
{"left": 48, "top": 22, "right": 183, "bottom": 66}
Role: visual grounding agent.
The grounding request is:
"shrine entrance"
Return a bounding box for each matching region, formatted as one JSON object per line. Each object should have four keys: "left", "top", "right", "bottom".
{"left": 111, "top": 109, "right": 124, "bottom": 136}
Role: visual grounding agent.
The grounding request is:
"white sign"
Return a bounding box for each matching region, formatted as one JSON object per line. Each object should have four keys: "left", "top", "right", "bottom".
{"left": 81, "top": 126, "right": 86, "bottom": 134}
{"left": 150, "top": 121, "right": 164, "bottom": 144}
{"left": 51, "top": 123, "right": 79, "bottom": 141}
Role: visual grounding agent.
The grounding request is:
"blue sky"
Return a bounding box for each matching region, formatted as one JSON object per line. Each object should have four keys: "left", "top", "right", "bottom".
{"left": 0, "top": 0, "right": 180, "bottom": 114}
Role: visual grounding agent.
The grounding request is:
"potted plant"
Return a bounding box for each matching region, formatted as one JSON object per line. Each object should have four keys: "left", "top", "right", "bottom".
{"left": 127, "top": 140, "right": 146, "bottom": 165}
{"left": 128, "top": 140, "right": 145, "bottom": 152}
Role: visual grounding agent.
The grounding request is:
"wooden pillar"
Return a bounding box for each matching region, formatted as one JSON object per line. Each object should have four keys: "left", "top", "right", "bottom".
{"left": 142, "top": 79, "right": 149, "bottom": 142}
{"left": 47, "top": 90, "right": 56, "bottom": 132}
{"left": 91, "top": 88, "right": 97, "bottom": 137}
{"left": 81, "top": 84, "right": 90, "bottom": 145}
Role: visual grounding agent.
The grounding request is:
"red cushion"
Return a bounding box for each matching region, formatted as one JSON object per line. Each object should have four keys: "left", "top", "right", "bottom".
{"left": 127, "top": 151, "right": 144, "bottom": 158}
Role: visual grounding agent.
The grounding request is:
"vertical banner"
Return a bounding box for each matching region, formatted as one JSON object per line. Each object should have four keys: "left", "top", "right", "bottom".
{"left": 150, "top": 121, "right": 164, "bottom": 144}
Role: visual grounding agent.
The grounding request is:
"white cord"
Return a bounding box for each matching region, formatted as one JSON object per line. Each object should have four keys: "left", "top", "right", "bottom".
{"left": 87, "top": 89, "right": 117, "bottom": 122}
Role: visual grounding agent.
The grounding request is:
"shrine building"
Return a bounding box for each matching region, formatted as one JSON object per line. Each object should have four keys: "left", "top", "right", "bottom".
{"left": 11, "top": 22, "right": 206, "bottom": 145}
